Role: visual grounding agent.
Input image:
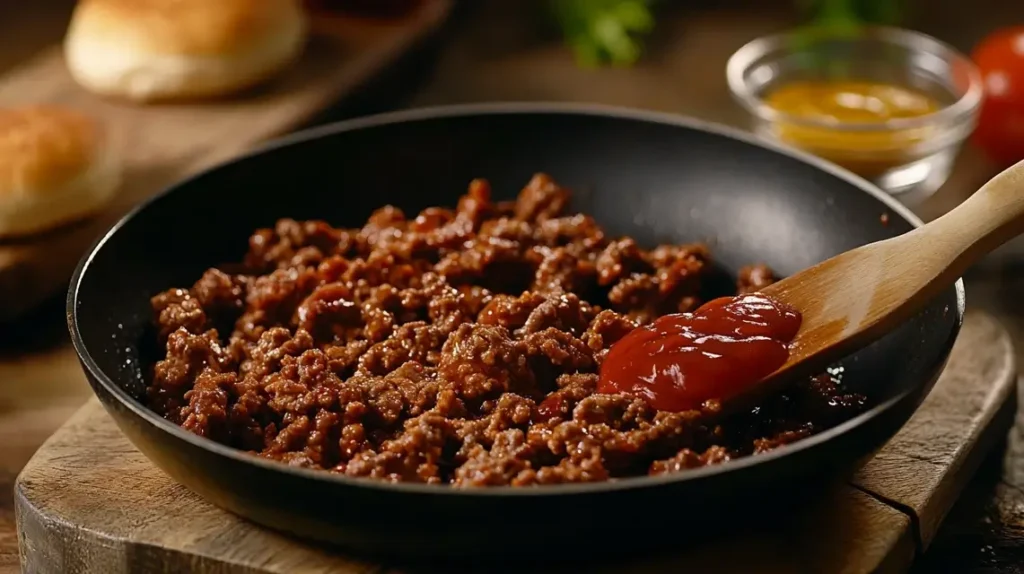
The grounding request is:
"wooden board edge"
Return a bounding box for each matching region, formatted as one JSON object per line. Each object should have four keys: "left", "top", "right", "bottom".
{"left": 12, "top": 399, "right": 377, "bottom": 574}
{"left": 16, "top": 480, "right": 330, "bottom": 574}
{"left": 851, "top": 311, "right": 1018, "bottom": 550}
{"left": 15, "top": 403, "right": 105, "bottom": 573}
{"left": 918, "top": 377, "right": 1017, "bottom": 548}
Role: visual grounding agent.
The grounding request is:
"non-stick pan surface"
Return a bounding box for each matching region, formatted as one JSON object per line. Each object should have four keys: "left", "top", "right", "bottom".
{"left": 69, "top": 104, "right": 963, "bottom": 559}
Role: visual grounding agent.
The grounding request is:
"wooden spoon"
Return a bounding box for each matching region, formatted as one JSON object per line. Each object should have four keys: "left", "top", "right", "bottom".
{"left": 747, "top": 158, "right": 1024, "bottom": 405}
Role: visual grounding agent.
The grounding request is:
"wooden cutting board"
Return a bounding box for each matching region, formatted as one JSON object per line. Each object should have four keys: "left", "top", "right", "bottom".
{"left": 0, "top": 0, "right": 452, "bottom": 322}
{"left": 14, "top": 310, "right": 1017, "bottom": 574}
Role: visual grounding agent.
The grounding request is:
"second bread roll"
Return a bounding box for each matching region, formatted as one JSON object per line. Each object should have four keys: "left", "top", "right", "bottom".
{"left": 64, "top": 0, "right": 309, "bottom": 102}
{"left": 0, "top": 106, "right": 120, "bottom": 238}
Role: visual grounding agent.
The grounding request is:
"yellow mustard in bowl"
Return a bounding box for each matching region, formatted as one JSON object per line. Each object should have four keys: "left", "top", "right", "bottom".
{"left": 764, "top": 80, "right": 942, "bottom": 178}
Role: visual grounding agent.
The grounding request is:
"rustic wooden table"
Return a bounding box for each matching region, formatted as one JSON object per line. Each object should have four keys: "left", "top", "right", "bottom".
{"left": 2, "top": 1, "right": 1024, "bottom": 572}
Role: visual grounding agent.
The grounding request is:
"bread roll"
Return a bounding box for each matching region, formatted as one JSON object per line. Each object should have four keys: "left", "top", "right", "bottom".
{"left": 64, "top": 0, "right": 309, "bottom": 102}
{"left": 0, "top": 106, "right": 120, "bottom": 238}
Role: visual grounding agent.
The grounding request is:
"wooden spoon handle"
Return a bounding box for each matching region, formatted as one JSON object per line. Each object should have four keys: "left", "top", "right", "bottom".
{"left": 905, "top": 158, "right": 1024, "bottom": 280}
{"left": 759, "top": 158, "right": 1024, "bottom": 394}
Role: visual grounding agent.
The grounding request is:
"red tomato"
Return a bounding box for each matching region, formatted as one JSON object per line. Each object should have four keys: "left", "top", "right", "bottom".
{"left": 972, "top": 27, "right": 1024, "bottom": 166}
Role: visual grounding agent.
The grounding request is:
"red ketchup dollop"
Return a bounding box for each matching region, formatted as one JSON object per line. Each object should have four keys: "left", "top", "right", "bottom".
{"left": 597, "top": 294, "right": 802, "bottom": 413}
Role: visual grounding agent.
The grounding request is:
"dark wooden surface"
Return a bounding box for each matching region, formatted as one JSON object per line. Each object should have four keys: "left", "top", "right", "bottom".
{"left": 11, "top": 311, "right": 1016, "bottom": 573}
{"left": 3, "top": 0, "right": 1024, "bottom": 572}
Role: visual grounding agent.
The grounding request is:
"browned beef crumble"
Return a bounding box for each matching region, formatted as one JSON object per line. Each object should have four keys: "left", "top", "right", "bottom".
{"left": 147, "top": 174, "right": 867, "bottom": 487}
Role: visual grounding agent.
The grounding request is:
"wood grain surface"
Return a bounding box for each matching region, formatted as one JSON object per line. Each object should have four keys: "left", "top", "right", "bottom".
{"left": 14, "top": 310, "right": 1014, "bottom": 574}
{"left": 0, "top": 0, "right": 452, "bottom": 322}
{"left": 852, "top": 311, "right": 1018, "bottom": 547}
{"left": 3, "top": 1, "right": 1024, "bottom": 573}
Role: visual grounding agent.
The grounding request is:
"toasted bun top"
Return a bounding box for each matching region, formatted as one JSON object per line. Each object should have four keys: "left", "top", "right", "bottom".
{"left": 0, "top": 106, "right": 104, "bottom": 197}
{"left": 68, "top": 0, "right": 306, "bottom": 56}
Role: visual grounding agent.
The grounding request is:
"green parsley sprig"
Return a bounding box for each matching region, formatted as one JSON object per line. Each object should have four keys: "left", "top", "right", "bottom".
{"left": 548, "top": 0, "right": 657, "bottom": 67}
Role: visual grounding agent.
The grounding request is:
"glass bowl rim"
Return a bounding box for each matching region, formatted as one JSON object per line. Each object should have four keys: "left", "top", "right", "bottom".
{"left": 725, "top": 25, "right": 983, "bottom": 133}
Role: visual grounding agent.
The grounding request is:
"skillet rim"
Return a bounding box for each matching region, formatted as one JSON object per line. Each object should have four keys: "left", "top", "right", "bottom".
{"left": 67, "top": 101, "right": 967, "bottom": 498}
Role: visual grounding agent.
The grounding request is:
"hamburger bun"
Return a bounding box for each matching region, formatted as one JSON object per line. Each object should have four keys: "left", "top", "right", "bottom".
{"left": 64, "top": 0, "right": 309, "bottom": 102}
{"left": 0, "top": 106, "right": 120, "bottom": 238}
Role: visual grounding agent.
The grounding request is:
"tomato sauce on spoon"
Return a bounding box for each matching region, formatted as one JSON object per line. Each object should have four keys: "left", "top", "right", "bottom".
{"left": 597, "top": 294, "right": 802, "bottom": 412}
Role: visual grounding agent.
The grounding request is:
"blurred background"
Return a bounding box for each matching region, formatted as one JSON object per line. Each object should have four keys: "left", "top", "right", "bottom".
{"left": 1, "top": 0, "right": 1024, "bottom": 572}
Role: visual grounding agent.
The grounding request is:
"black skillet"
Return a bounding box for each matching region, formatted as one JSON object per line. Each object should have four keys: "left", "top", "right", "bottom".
{"left": 68, "top": 103, "right": 963, "bottom": 559}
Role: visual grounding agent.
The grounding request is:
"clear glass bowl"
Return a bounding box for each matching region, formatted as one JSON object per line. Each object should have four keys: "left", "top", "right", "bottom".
{"left": 727, "top": 26, "right": 982, "bottom": 199}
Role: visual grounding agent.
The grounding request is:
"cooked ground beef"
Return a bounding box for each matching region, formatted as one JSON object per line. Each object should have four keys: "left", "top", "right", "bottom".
{"left": 147, "top": 173, "right": 867, "bottom": 487}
